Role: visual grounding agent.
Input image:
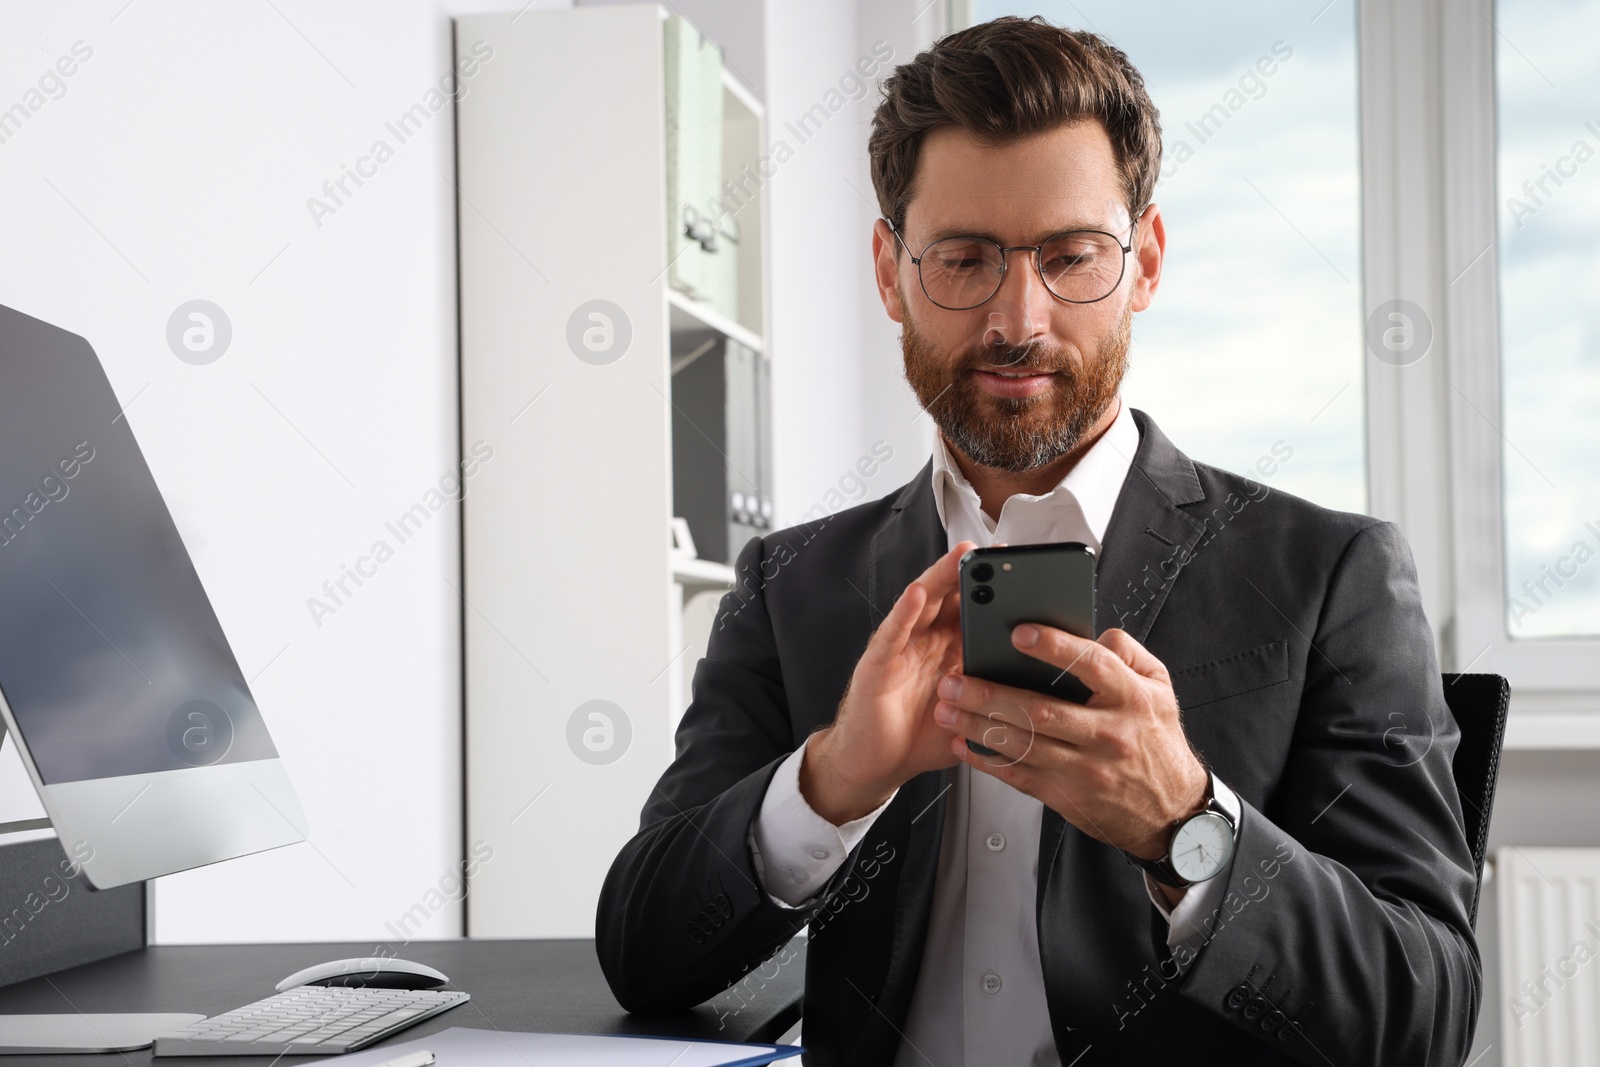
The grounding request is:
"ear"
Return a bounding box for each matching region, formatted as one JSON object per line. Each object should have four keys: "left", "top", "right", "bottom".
{"left": 872, "top": 218, "right": 908, "bottom": 325}
{"left": 1128, "top": 202, "right": 1165, "bottom": 313}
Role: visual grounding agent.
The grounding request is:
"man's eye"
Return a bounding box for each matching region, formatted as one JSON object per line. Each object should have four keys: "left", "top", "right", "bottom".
{"left": 1046, "top": 253, "right": 1093, "bottom": 272}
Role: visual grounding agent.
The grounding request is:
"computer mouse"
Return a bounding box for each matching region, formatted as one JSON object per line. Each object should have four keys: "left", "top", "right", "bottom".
{"left": 275, "top": 957, "right": 450, "bottom": 992}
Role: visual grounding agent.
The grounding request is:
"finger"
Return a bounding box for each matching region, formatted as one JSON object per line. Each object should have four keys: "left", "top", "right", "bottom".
{"left": 938, "top": 675, "right": 1095, "bottom": 746}
{"left": 1098, "top": 627, "right": 1171, "bottom": 685}
{"left": 865, "top": 576, "right": 929, "bottom": 661}
{"left": 907, "top": 570, "right": 967, "bottom": 646}
{"left": 868, "top": 544, "right": 976, "bottom": 661}
{"left": 1010, "top": 624, "right": 1134, "bottom": 704}
{"left": 933, "top": 695, "right": 1076, "bottom": 767}
{"left": 915, "top": 539, "right": 979, "bottom": 601}
{"left": 950, "top": 731, "right": 1048, "bottom": 798}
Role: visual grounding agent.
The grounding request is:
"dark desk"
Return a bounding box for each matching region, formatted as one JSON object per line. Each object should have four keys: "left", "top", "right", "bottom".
{"left": 0, "top": 938, "right": 804, "bottom": 1065}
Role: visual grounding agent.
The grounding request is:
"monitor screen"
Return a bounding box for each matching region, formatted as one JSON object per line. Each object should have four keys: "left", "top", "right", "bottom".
{"left": 0, "top": 304, "right": 279, "bottom": 785}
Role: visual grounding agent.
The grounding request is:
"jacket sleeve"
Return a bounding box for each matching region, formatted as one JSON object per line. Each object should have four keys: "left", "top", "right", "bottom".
{"left": 595, "top": 531, "right": 868, "bottom": 1012}
{"left": 1176, "top": 520, "right": 1482, "bottom": 1065}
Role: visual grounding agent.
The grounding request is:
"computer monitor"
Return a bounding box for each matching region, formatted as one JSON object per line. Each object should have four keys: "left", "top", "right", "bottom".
{"left": 0, "top": 302, "right": 307, "bottom": 890}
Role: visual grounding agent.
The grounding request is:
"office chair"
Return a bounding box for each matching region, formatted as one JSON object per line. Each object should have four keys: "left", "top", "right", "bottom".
{"left": 1440, "top": 672, "right": 1511, "bottom": 925}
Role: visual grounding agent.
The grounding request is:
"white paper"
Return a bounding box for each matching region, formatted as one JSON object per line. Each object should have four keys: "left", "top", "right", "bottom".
{"left": 334, "top": 1026, "right": 803, "bottom": 1067}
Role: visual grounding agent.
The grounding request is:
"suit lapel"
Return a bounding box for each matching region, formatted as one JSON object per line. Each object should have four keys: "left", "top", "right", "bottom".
{"left": 861, "top": 463, "right": 955, "bottom": 1037}
{"left": 867, "top": 459, "right": 944, "bottom": 623}
{"left": 1094, "top": 409, "right": 1210, "bottom": 643}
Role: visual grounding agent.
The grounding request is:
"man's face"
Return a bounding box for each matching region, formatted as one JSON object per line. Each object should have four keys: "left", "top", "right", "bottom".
{"left": 873, "top": 120, "right": 1164, "bottom": 473}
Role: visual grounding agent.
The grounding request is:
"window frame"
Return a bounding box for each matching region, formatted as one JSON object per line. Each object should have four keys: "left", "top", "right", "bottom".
{"left": 1362, "top": 0, "right": 1600, "bottom": 740}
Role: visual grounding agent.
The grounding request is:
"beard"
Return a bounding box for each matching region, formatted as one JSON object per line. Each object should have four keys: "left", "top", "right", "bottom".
{"left": 901, "top": 300, "right": 1132, "bottom": 473}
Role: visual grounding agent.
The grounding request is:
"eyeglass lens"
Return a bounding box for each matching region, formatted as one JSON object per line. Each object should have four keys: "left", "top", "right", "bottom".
{"left": 918, "top": 232, "right": 1126, "bottom": 308}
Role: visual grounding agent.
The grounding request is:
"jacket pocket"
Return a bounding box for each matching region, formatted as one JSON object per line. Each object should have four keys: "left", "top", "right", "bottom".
{"left": 1170, "top": 640, "right": 1289, "bottom": 710}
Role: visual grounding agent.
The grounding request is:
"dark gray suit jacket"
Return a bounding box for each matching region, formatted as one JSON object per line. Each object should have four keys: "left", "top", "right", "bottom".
{"left": 597, "top": 409, "right": 1480, "bottom": 1066}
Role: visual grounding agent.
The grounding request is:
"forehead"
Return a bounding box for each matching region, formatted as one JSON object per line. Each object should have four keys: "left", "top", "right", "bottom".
{"left": 904, "top": 120, "right": 1129, "bottom": 239}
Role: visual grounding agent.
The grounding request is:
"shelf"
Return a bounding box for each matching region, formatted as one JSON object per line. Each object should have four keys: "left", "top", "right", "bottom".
{"left": 722, "top": 68, "right": 763, "bottom": 122}
{"left": 671, "top": 556, "right": 737, "bottom": 591}
{"left": 668, "top": 289, "right": 763, "bottom": 354}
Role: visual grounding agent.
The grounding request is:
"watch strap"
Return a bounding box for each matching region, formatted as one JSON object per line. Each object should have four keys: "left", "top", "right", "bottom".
{"left": 1124, "top": 772, "right": 1239, "bottom": 888}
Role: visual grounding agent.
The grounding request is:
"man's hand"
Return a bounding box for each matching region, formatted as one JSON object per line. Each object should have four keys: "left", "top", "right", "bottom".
{"left": 799, "top": 540, "right": 977, "bottom": 825}
{"left": 931, "top": 624, "right": 1208, "bottom": 868}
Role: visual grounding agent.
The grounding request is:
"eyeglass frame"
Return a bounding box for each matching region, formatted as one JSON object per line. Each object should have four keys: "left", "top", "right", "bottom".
{"left": 885, "top": 217, "right": 1138, "bottom": 309}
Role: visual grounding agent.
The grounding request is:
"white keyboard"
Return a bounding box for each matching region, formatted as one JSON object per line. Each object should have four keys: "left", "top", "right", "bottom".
{"left": 151, "top": 986, "right": 469, "bottom": 1056}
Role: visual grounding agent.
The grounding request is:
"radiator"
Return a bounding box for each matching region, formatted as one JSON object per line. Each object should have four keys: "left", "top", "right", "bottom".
{"left": 1498, "top": 848, "right": 1600, "bottom": 1067}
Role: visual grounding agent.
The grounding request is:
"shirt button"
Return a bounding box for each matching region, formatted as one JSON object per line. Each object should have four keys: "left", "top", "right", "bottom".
{"left": 985, "top": 832, "right": 1005, "bottom": 852}
{"left": 981, "top": 973, "right": 1002, "bottom": 995}
{"left": 809, "top": 847, "right": 830, "bottom": 861}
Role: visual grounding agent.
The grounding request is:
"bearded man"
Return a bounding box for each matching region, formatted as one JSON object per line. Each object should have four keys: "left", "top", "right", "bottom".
{"left": 598, "top": 16, "right": 1480, "bottom": 1066}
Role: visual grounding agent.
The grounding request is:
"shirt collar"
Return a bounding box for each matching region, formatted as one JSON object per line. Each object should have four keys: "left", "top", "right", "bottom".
{"left": 929, "top": 395, "right": 1139, "bottom": 547}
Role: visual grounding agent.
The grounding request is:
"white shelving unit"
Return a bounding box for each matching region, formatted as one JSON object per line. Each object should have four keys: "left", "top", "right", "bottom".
{"left": 455, "top": 5, "right": 767, "bottom": 937}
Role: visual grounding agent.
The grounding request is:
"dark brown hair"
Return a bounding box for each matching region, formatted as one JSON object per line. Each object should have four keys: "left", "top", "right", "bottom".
{"left": 868, "top": 16, "right": 1162, "bottom": 235}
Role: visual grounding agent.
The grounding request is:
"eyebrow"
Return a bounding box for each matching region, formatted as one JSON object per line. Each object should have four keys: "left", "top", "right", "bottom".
{"left": 916, "top": 222, "right": 1116, "bottom": 245}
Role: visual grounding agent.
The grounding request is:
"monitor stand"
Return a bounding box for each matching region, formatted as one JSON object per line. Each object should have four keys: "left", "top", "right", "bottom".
{"left": 0, "top": 725, "right": 206, "bottom": 1053}
{"left": 0, "top": 1014, "right": 207, "bottom": 1055}
{"left": 0, "top": 724, "right": 50, "bottom": 835}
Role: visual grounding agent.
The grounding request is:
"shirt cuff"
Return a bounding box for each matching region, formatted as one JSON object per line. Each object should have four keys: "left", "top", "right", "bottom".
{"left": 747, "top": 735, "right": 897, "bottom": 909}
{"left": 1144, "top": 775, "right": 1243, "bottom": 972}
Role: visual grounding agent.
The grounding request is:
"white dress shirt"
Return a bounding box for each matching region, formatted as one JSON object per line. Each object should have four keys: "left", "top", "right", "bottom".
{"left": 748, "top": 397, "right": 1237, "bottom": 1066}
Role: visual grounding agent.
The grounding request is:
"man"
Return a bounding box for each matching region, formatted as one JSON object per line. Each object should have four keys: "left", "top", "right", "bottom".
{"left": 598, "top": 16, "right": 1480, "bottom": 1066}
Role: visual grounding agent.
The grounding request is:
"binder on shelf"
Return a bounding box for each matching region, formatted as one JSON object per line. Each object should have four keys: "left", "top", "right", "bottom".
{"left": 671, "top": 335, "right": 772, "bottom": 565}
{"left": 663, "top": 15, "right": 738, "bottom": 324}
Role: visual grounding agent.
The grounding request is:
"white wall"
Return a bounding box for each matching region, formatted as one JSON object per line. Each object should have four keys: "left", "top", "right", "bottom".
{"left": 764, "top": 0, "right": 939, "bottom": 528}
{"left": 0, "top": 0, "right": 563, "bottom": 944}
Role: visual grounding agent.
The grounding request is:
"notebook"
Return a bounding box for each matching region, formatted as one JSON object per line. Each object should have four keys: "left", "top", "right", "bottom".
{"left": 332, "top": 1025, "right": 802, "bottom": 1067}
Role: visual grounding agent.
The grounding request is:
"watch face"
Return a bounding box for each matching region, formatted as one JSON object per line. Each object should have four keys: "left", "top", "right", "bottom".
{"left": 1170, "top": 811, "right": 1234, "bottom": 882}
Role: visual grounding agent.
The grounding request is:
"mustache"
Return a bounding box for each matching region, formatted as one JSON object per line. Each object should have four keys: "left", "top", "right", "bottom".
{"left": 954, "top": 343, "right": 1071, "bottom": 375}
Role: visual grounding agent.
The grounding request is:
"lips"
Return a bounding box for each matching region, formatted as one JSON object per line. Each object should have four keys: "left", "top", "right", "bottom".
{"left": 971, "top": 366, "right": 1056, "bottom": 398}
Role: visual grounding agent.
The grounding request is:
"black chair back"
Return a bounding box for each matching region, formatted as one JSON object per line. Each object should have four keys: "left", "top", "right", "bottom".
{"left": 1440, "top": 672, "right": 1510, "bottom": 924}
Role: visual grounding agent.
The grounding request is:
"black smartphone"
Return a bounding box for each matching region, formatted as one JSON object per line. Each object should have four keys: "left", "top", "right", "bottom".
{"left": 958, "top": 543, "right": 1096, "bottom": 756}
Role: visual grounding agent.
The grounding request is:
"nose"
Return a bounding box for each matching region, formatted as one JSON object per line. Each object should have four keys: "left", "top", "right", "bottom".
{"left": 981, "top": 250, "right": 1052, "bottom": 351}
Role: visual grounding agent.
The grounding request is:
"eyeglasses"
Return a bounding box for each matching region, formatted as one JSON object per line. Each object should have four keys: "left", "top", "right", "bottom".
{"left": 887, "top": 219, "right": 1136, "bottom": 310}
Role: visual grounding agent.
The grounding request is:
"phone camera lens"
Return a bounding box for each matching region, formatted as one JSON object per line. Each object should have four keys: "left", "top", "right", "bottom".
{"left": 971, "top": 562, "right": 994, "bottom": 582}
{"left": 971, "top": 585, "right": 994, "bottom": 604}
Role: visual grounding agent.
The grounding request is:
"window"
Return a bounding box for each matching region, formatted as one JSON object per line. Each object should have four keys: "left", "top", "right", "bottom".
{"left": 1495, "top": 0, "right": 1600, "bottom": 640}
{"left": 958, "top": 1, "right": 1366, "bottom": 513}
